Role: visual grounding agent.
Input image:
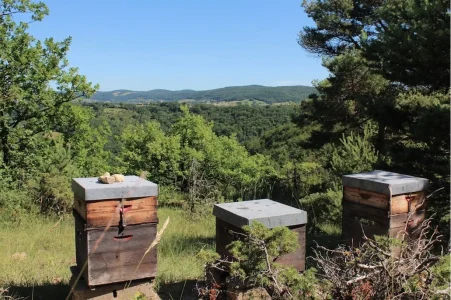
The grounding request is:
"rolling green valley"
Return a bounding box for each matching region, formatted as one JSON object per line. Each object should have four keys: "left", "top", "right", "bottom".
{"left": 89, "top": 85, "right": 317, "bottom": 104}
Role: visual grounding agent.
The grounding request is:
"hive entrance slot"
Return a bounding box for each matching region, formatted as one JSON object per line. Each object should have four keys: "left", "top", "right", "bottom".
{"left": 118, "top": 205, "right": 132, "bottom": 213}
{"left": 359, "top": 192, "right": 371, "bottom": 200}
{"left": 113, "top": 235, "right": 133, "bottom": 241}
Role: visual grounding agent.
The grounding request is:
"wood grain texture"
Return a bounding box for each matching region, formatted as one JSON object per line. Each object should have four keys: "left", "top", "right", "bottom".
{"left": 389, "top": 210, "right": 426, "bottom": 229}
{"left": 341, "top": 201, "right": 388, "bottom": 246}
{"left": 342, "top": 186, "right": 427, "bottom": 247}
{"left": 342, "top": 201, "right": 390, "bottom": 225}
{"left": 341, "top": 214, "right": 389, "bottom": 246}
{"left": 389, "top": 211, "right": 425, "bottom": 241}
{"left": 215, "top": 218, "right": 306, "bottom": 271}
{"left": 341, "top": 208, "right": 426, "bottom": 246}
{"left": 273, "top": 225, "right": 306, "bottom": 272}
{"left": 73, "top": 196, "right": 158, "bottom": 228}
{"left": 343, "top": 186, "right": 426, "bottom": 215}
{"left": 74, "top": 212, "right": 157, "bottom": 287}
{"left": 69, "top": 266, "right": 159, "bottom": 300}
{"left": 343, "top": 186, "right": 390, "bottom": 210}
{"left": 390, "top": 192, "right": 425, "bottom": 215}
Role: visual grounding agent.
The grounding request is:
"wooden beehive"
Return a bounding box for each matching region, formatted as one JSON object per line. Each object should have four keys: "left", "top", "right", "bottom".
{"left": 213, "top": 199, "right": 307, "bottom": 271}
{"left": 69, "top": 266, "right": 158, "bottom": 300}
{"left": 341, "top": 170, "right": 429, "bottom": 245}
{"left": 72, "top": 176, "right": 158, "bottom": 287}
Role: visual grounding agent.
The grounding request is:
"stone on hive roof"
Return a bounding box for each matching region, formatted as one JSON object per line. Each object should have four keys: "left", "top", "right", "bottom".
{"left": 72, "top": 175, "right": 158, "bottom": 201}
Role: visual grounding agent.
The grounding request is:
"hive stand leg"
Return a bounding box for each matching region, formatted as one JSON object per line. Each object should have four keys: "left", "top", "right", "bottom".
{"left": 69, "top": 266, "right": 160, "bottom": 300}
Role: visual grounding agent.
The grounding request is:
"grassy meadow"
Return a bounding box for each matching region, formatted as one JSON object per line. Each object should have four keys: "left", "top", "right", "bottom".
{"left": 0, "top": 195, "right": 340, "bottom": 300}
{"left": 0, "top": 208, "right": 215, "bottom": 299}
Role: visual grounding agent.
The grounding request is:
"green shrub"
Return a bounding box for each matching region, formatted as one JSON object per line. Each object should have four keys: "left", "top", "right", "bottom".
{"left": 200, "top": 221, "right": 318, "bottom": 299}
{"left": 299, "top": 189, "right": 342, "bottom": 234}
{"left": 25, "top": 139, "right": 80, "bottom": 215}
{"left": 0, "top": 188, "right": 38, "bottom": 223}
{"left": 331, "top": 123, "right": 378, "bottom": 176}
{"left": 0, "top": 169, "right": 38, "bottom": 222}
{"left": 157, "top": 185, "right": 186, "bottom": 207}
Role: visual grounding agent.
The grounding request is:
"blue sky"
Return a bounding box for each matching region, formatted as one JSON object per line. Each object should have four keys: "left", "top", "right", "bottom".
{"left": 28, "top": 0, "right": 329, "bottom": 91}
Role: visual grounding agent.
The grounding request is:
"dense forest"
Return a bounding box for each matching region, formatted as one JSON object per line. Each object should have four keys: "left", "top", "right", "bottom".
{"left": 84, "top": 102, "right": 298, "bottom": 154}
{"left": 0, "top": 0, "right": 449, "bottom": 298}
{"left": 89, "top": 85, "right": 317, "bottom": 104}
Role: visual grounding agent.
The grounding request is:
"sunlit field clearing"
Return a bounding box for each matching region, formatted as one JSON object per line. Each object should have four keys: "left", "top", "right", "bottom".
{"left": 0, "top": 208, "right": 215, "bottom": 299}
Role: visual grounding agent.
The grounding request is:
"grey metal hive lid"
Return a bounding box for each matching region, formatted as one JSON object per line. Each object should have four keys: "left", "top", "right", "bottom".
{"left": 342, "top": 170, "right": 429, "bottom": 196}
{"left": 72, "top": 175, "right": 158, "bottom": 201}
{"left": 213, "top": 199, "right": 307, "bottom": 228}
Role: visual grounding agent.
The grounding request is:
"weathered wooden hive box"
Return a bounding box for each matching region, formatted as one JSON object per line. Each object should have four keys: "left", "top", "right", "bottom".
{"left": 341, "top": 170, "right": 428, "bottom": 245}
{"left": 72, "top": 176, "right": 158, "bottom": 287}
{"left": 213, "top": 199, "right": 307, "bottom": 271}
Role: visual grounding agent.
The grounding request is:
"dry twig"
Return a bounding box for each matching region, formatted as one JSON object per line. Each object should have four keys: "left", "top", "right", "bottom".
{"left": 311, "top": 216, "right": 446, "bottom": 299}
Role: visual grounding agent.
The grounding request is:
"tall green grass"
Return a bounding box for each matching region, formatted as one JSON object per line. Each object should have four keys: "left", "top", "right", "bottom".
{"left": 0, "top": 206, "right": 340, "bottom": 299}
{"left": 0, "top": 207, "right": 215, "bottom": 298}
{"left": 0, "top": 216, "right": 74, "bottom": 288}
{"left": 156, "top": 208, "right": 215, "bottom": 285}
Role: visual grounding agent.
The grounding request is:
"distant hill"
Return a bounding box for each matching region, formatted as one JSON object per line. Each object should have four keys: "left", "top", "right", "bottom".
{"left": 89, "top": 85, "right": 317, "bottom": 104}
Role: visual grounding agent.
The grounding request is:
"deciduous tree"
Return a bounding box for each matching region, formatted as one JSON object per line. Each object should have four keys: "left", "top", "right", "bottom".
{"left": 0, "top": 0, "right": 98, "bottom": 170}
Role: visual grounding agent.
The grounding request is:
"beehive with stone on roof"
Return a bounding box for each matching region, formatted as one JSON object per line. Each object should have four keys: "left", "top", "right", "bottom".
{"left": 72, "top": 175, "right": 159, "bottom": 287}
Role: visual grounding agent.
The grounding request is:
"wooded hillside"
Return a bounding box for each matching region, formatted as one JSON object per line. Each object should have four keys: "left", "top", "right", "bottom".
{"left": 89, "top": 85, "right": 317, "bottom": 104}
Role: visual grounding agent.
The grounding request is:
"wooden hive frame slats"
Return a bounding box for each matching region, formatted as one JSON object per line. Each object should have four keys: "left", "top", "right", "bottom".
{"left": 342, "top": 185, "right": 427, "bottom": 244}
{"left": 343, "top": 186, "right": 425, "bottom": 216}
{"left": 74, "top": 211, "right": 158, "bottom": 287}
{"left": 74, "top": 196, "right": 158, "bottom": 228}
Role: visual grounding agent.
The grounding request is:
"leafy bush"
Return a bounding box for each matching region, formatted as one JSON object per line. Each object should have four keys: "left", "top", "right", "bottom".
{"left": 0, "top": 168, "right": 38, "bottom": 222}
{"left": 157, "top": 185, "right": 185, "bottom": 207}
{"left": 26, "top": 139, "right": 79, "bottom": 215}
{"left": 120, "top": 106, "right": 274, "bottom": 204}
{"left": 299, "top": 189, "right": 342, "bottom": 235}
{"left": 0, "top": 187, "right": 37, "bottom": 223}
{"left": 200, "top": 222, "right": 318, "bottom": 299}
{"left": 331, "top": 123, "right": 378, "bottom": 176}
